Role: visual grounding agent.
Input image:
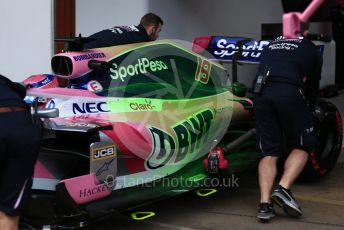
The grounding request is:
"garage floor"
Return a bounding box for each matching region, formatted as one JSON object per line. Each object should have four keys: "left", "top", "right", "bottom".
{"left": 92, "top": 93, "right": 344, "bottom": 230}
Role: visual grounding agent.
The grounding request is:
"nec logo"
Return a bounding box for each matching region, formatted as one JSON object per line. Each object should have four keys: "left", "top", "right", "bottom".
{"left": 72, "top": 102, "right": 110, "bottom": 114}
{"left": 92, "top": 146, "right": 116, "bottom": 161}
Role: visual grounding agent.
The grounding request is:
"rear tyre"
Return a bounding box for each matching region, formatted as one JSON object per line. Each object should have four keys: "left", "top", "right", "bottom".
{"left": 300, "top": 100, "right": 343, "bottom": 182}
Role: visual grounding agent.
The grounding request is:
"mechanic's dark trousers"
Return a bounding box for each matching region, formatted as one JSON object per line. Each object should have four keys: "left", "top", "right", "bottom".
{"left": 0, "top": 109, "right": 41, "bottom": 215}
{"left": 253, "top": 83, "right": 316, "bottom": 158}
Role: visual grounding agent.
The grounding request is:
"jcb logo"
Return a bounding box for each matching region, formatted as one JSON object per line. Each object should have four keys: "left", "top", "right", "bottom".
{"left": 92, "top": 146, "right": 116, "bottom": 160}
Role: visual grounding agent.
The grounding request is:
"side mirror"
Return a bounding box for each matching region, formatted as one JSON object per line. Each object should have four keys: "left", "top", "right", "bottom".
{"left": 32, "top": 108, "right": 59, "bottom": 118}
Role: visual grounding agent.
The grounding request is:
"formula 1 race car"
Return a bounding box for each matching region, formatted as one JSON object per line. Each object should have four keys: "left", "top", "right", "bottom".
{"left": 21, "top": 36, "right": 342, "bottom": 229}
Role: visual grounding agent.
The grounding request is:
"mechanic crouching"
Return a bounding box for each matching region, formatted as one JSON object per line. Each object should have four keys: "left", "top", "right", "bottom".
{"left": 252, "top": 33, "right": 323, "bottom": 221}
{"left": 0, "top": 74, "right": 41, "bottom": 230}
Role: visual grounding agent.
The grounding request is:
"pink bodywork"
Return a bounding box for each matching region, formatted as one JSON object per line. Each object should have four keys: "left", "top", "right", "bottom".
{"left": 54, "top": 50, "right": 108, "bottom": 79}
{"left": 27, "top": 87, "right": 102, "bottom": 98}
{"left": 62, "top": 173, "right": 111, "bottom": 204}
{"left": 34, "top": 161, "right": 55, "bottom": 179}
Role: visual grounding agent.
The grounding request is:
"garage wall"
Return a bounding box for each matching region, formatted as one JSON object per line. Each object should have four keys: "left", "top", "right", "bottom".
{"left": 75, "top": 0, "right": 149, "bottom": 36}
{"left": 147, "top": 0, "right": 284, "bottom": 40}
{"left": 0, "top": 0, "right": 53, "bottom": 81}
{"left": 76, "top": 0, "right": 284, "bottom": 41}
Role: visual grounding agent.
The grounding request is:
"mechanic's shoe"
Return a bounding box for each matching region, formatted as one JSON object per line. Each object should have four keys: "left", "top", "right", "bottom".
{"left": 271, "top": 185, "right": 302, "bottom": 217}
{"left": 257, "top": 203, "right": 275, "bottom": 221}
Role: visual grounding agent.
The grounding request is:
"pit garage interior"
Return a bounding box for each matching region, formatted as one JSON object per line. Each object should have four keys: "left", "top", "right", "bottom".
{"left": 1, "top": 0, "right": 344, "bottom": 229}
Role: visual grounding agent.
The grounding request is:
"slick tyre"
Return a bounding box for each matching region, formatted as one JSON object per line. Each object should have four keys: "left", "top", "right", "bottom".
{"left": 300, "top": 100, "right": 343, "bottom": 182}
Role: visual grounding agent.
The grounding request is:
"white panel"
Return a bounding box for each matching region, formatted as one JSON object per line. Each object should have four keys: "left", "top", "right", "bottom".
{"left": 0, "top": 0, "right": 53, "bottom": 81}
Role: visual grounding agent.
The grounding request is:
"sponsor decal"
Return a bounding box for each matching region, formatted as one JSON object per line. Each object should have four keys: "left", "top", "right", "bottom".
{"left": 118, "top": 25, "right": 139, "bottom": 32}
{"left": 110, "top": 57, "right": 168, "bottom": 82}
{"left": 96, "top": 158, "right": 115, "bottom": 176}
{"left": 268, "top": 42, "right": 299, "bottom": 51}
{"left": 213, "top": 38, "right": 270, "bottom": 59}
{"left": 215, "top": 106, "right": 233, "bottom": 114}
{"left": 130, "top": 99, "right": 156, "bottom": 111}
{"left": 195, "top": 58, "right": 212, "bottom": 84}
{"left": 73, "top": 52, "right": 106, "bottom": 62}
{"left": 65, "top": 122, "right": 98, "bottom": 128}
{"left": 40, "top": 75, "right": 53, "bottom": 85}
{"left": 72, "top": 102, "right": 110, "bottom": 114}
{"left": 87, "top": 80, "right": 103, "bottom": 93}
{"left": 79, "top": 184, "right": 108, "bottom": 198}
{"left": 109, "top": 25, "right": 139, "bottom": 34}
{"left": 146, "top": 109, "right": 215, "bottom": 169}
{"left": 107, "top": 98, "right": 162, "bottom": 113}
{"left": 92, "top": 145, "right": 116, "bottom": 161}
{"left": 110, "top": 27, "right": 123, "bottom": 34}
{"left": 208, "top": 37, "right": 324, "bottom": 62}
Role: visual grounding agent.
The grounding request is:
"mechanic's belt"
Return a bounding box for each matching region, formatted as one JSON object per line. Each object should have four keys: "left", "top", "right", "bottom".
{"left": 266, "top": 76, "right": 301, "bottom": 87}
{"left": 0, "top": 106, "right": 27, "bottom": 113}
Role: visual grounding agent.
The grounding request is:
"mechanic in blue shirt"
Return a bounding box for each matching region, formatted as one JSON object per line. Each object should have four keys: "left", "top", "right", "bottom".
{"left": 0, "top": 74, "right": 41, "bottom": 230}
{"left": 83, "top": 12, "right": 163, "bottom": 49}
{"left": 252, "top": 34, "right": 322, "bottom": 221}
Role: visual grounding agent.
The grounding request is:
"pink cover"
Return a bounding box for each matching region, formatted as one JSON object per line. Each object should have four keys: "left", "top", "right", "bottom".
{"left": 301, "top": 0, "right": 325, "bottom": 22}
{"left": 62, "top": 173, "right": 111, "bottom": 204}
{"left": 282, "top": 0, "right": 325, "bottom": 38}
{"left": 283, "top": 12, "right": 302, "bottom": 38}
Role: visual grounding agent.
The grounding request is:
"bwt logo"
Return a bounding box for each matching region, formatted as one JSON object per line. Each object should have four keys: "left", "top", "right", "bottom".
{"left": 213, "top": 39, "right": 270, "bottom": 59}
{"left": 92, "top": 146, "right": 116, "bottom": 160}
{"left": 72, "top": 102, "right": 110, "bottom": 114}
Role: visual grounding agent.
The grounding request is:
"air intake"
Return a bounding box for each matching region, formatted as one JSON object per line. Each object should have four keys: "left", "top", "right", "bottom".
{"left": 51, "top": 56, "right": 73, "bottom": 76}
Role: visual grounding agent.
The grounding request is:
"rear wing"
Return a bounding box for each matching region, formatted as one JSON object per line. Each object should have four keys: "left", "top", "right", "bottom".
{"left": 192, "top": 36, "right": 324, "bottom": 64}
{"left": 192, "top": 36, "right": 270, "bottom": 64}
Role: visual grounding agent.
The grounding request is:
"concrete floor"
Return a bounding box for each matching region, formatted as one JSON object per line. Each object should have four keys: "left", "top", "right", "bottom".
{"left": 91, "top": 94, "right": 344, "bottom": 230}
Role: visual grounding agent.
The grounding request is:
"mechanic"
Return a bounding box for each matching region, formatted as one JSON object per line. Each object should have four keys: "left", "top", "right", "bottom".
{"left": 331, "top": 0, "right": 344, "bottom": 89}
{"left": 83, "top": 12, "right": 163, "bottom": 49}
{"left": 0, "top": 74, "right": 41, "bottom": 230}
{"left": 252, "top": 33, "right": 322, "bottom": 221}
